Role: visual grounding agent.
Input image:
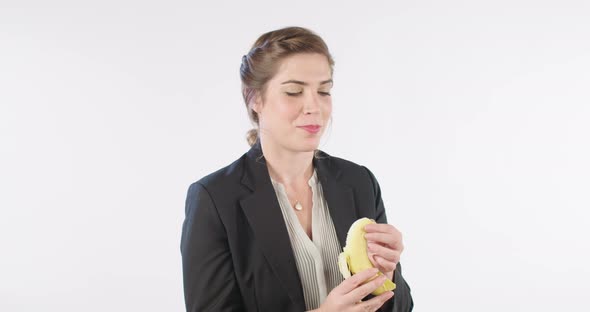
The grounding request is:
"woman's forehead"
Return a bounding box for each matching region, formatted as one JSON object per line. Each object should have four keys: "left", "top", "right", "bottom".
{"left": 272, "top": 54, "right": 332, "bottom": 85}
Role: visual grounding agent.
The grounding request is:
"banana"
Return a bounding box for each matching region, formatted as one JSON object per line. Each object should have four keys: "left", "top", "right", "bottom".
{"left": 338, "top": 217, "right": 396, "bottom": 295}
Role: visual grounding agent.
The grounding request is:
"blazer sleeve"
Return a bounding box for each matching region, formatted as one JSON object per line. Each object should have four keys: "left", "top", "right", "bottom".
{"left": 363, "top": 166, "right": 414, "bottom": 312}
{"left": 180, "top": 182, "right": 245, "bottom": 311}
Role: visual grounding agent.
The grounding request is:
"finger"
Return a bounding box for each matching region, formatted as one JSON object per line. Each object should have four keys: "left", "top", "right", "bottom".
{"left": 355, "top": 291, "right": 394, "bottom": 312}
{"left": 374, "top": 255, "right": 397, "bottom": 273}
{"left": 364, "top": 223, "right": 397, "bottom": 235}
{"left": 365, "top": 232, "right": 403, "bottom": 250}
{"left": 367, "top": 254, "right": 395, "bottom": 281}
{"left": 367, "top": 242, "right": 400, "bottom": 263}
{"left": 337, "top": 267, "right": 379, "bottom": 294}
{"left": 365, "top": 232, "right": 401, "bottom": 245}
{"left": 349, "top": 274, "right": 388, "bottom": 303}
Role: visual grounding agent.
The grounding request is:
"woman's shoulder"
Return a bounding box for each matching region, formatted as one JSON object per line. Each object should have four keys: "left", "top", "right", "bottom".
{"left": 188, "top": 152, "right": 249, "bottom": 192}
{"left": 315, "top": 150, "right": 381, "bottom": 191}
{"left": 317, "top": 150, "right": 376, "bottom": 176}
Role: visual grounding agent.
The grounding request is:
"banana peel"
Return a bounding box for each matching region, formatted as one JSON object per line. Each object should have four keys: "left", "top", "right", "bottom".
{"left": 338, "top": 217, "right": 396, "bottom": 295}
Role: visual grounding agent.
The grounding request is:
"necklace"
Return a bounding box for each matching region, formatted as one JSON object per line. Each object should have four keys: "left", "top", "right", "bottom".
{"left": 273, "top": 178, "right": 305, "bottom": 211}
{"left": 283, "top": 188, "right": 303, "bottom": 211}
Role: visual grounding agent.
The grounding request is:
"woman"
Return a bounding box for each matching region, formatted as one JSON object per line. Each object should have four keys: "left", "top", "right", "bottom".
{"left": 181, "top": 26, "right": 413, "bottom": 311}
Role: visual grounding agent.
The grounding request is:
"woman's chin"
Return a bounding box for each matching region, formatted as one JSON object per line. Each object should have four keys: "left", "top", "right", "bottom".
{"left": 298, "top": 139, "right": 321, "bottom": 151}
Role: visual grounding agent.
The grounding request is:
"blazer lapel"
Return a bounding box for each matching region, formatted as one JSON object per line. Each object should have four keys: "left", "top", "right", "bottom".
{"left": 239, "top": 141, "right": 306, "bottom": 310}
{"left": 313, "top": 152, "right": 359, "bottom": 250}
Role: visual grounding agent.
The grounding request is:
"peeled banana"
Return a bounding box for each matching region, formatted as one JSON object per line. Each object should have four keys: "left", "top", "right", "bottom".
{"left": 338, "top": 217, "right": 396, "bottom": 295}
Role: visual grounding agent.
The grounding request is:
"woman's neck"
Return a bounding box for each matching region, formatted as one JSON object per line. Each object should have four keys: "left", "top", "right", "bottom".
{"left": 260, "top": 138, "right": 315, "bottom": 186}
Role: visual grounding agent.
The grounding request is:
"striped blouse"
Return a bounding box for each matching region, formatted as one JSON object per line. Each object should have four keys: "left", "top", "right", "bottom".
{"left": 270, "top": 169, "right": 344, "bottom": 310}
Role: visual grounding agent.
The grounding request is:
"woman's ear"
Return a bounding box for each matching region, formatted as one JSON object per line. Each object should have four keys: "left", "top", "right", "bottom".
{"left": 251, "top": 93, "right": 262, "bottom": 114}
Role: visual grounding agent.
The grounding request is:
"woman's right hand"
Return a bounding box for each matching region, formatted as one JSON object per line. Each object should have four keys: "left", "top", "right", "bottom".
{"left": 316, "top": 267, "right": 394, "bottom": 312}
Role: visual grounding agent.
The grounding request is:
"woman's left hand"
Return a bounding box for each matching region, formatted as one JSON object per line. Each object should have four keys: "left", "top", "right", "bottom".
{"left": 363, "top": 223, "right": 404, "bottom": 281}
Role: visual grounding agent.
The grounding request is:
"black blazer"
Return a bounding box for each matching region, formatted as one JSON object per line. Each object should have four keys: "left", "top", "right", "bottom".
{"left": 180, "top": 141, "right": 413, "bottom": 311}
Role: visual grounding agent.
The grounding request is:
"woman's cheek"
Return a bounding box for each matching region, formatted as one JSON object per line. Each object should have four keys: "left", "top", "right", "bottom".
{"left": 277, "top": 99, "right": 299, "bottom": 115}
{"left": 323, "top": 102, "right": 332, "bottom": 118}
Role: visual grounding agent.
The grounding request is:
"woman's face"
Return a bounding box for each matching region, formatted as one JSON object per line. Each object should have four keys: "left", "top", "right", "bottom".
{"left": 253, "top": 53, "right": 333, "bottom": 153}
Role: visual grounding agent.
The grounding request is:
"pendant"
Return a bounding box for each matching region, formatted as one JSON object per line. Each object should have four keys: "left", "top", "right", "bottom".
{"left": 294, "top": 201, "right": 303, "bottom": 211}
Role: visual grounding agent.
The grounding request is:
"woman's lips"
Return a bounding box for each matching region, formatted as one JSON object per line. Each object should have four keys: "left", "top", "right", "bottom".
{"left": 299, "top": 125, "right": 321, "bottom": 134}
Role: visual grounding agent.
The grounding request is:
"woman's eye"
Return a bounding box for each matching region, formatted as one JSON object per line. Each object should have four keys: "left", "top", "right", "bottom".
{"left": 285, "top": 91, "right": 331, "bottom": 96}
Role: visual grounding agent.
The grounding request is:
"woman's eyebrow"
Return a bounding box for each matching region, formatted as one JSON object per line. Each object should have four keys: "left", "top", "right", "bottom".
{"left": 281, "top": 79, "right": 333, "bottom": 86}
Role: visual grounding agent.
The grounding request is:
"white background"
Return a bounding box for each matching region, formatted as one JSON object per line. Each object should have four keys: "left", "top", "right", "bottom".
{"left": 1, "top": 0, "right": 589, "bottom": 311}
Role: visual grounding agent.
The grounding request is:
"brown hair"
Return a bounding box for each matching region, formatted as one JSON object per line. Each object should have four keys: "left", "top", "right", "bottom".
{"left": 240, "top": 26, "right": 335, "bottom": 147}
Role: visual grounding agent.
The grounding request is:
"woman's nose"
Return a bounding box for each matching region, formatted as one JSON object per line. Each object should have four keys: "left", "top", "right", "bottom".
{"left": 303, "top": 93, "right": 321, "bottom": 114}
